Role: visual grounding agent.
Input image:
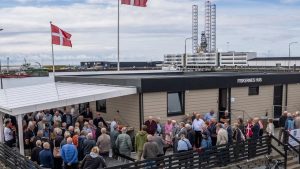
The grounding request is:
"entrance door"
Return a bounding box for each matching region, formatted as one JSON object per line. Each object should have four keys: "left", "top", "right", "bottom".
{"left": 273, "top": 85, "right": 283, "bottom": 118}
{"left": 219, "top": 88, "right": 231, "bottom": 122}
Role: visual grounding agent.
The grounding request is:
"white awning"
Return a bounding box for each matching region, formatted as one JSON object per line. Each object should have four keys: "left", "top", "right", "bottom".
{"left": 0, "top": 82, "right": 137, "bottom": 115}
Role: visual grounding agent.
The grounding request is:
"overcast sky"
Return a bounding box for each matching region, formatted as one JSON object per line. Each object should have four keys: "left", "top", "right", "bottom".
{"left": 0, "top": 0, "right": 300, "bottom": 65}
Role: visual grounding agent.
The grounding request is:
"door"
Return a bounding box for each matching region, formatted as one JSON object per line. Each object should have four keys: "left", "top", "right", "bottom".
{"left": 219, "top": 88, "right": 231, "bottom": 122}
{"left": 273, "top": 85, "right": 283, "bottom": 118}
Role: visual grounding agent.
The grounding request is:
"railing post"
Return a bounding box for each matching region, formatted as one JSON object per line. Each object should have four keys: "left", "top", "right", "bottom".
{"left": 284, "top": 143, "right": 288, "bottom": 169}
{"left": 267, "top": 135, "right": 272, "bottom": 155}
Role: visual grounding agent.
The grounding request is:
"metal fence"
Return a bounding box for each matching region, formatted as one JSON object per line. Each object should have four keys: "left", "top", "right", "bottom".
{"left": 0, "top": 142, "right": 41, "bottom": 169}
{"left": 107, "top": 135, "right": 282, "bottom": 169}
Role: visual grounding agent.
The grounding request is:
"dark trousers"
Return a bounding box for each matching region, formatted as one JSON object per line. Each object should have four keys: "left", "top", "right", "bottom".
{"left": 54, "top": 158, "right": 63, "bottom": 169}
{"left": 5, "top": 140, "right": 14, "bottom": 148}
{"left": 64, "top": 163, "right": 78, "bottom": 169}
{"left": 211, "top": 137, "right": 217, "bottom": 147}
{"left": 194, "top": 131, "right": 202, "bottom": 148}
{"left": 248, "top": 139, "right": 257, "bottom": 159}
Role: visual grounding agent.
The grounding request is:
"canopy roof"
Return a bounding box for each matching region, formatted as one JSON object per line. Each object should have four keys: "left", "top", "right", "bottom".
{"left": 0, "top": 82, "right": 137, "bottom": 115}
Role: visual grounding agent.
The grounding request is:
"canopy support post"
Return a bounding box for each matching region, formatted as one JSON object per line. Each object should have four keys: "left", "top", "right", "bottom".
{"left": 17, "top": 115, "right": 24, "bottom": 156}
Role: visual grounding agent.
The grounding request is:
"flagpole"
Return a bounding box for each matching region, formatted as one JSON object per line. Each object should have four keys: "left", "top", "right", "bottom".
{"left": 50, "top": 21, "right": 55, "bottom": 78}
{"left": 117, "top": 0, "right": 120, "bottom": 71}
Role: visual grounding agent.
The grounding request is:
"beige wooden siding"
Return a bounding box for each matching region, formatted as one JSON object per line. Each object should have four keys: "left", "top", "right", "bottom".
{"left": 90, "top": 94, "right": 140, "bottom": 131}
{"left": 231, "top": 85, "right": 273, "bottom": 119}
{"left": 287, "top": 84, "right": 300, "bottom": 113}
{"left": 185, "top": 89, "right": 218, "bottom": 115}
{"left": 143, "top": 90, "right": 218, "bottom": 124}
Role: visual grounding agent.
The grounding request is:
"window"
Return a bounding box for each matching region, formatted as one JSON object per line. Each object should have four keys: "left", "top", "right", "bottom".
{"left": 249, "top": 86, "right": 259, "bottom": 95}
{"left": 167, "top": 92, "right": 184, "bottom": 116}
{"left": 96, "top": 100, "right": 106, "bottom": 113}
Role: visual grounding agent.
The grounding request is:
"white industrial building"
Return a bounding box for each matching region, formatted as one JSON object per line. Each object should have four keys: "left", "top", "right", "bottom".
{"left": 248, "top": 57, "right": 300, "bottom": 67}
{"left": 220, "top": 52, "right": 257, "bottom": 66}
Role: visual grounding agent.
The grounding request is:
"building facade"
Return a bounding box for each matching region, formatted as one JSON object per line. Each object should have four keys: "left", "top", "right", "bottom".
{"left": 220, "top": 52, "right": 257, "bottom": 66}
{"left": 56, "top": 71, "right": 300, "bottom": 130}
{"left": 248, "top": 57, "right": 300, "bottom": 67}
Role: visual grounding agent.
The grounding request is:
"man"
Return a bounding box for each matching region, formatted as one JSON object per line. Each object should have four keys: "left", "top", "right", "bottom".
{"left": 192, "top": 114, "right": 204, "bottom": 148}
{"left": 62, "top": 110, "right": 73, "bottom": 128}
{"left": 204, "top": 110, "right": 215, "bottom": 122}
{"left": 142, "top": 135, "right": 159, "bottom": 160}
{"left": 93, "top": 113, "right": 108, "bottom": 128}
{"left": 135, "top": 125, "right": 148, "bottom": 160}
{"left": 110, "top": 117, "right": 117, "bottom": 133}
{"left": 110, "top": 124, "right": 120, "bottom": 159}
{"left": 208, "top": 118, "right": 218, "bottom": 146}
{"left": 83, "top": 133, "right": 96, "bottom": 156}
{"left": 186, "top": 124, "right": 195, "bottom": 147}
{"left": 144, "top": 116, "right": 157, "bottom": 135}
{"left": 294, "top": 111, "right": 300, "bottom": 129}
{"left": 24, "top": 123, "right": 36, "bottom": 156}
{"left": 82, "top": 107, "right": 93, "bottom": 122}
{"left": 39, "top": 142, "right": 53, "bottom": 169}
{"left": 216, "top": 123, "right": 228, "bottom": 146}
{"left": 61, "top": 137, "right": 78, "bottom": 169}
{"left": 216, "top": 123, "right": 229, "bottom": 167}
{"left": 4, "top": 120, "right": 14, "bottom": 147}
{"left": 224, "top": 121, "right": 233, "bottom": 144}
{"left": 31, "top": 140, "right": 42, "bottom": 165}
{"left": 115, "top": 127, "right": 133, "bottom": 158}
{"left": 32, "top": 130, "right": 43, "bottom": 148}
{"left": 278, "top": 111, "right": 288, "bottom": 145}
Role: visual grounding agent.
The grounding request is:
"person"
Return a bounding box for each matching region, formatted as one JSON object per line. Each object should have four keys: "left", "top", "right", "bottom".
{"left": 171, "top": 120, "right": 179, "bottom": 152}
{"left": 201, "top": 129, "right": 212, "bottom": 149}
{"left": 208, "top": 118, "right": 217, "bottom": 146}
{"left": 60, "top": 131, "right": 71, "bottom": 148}
{"left": 237, "top": 118, "right": 245, "bottom": 136}
{"left": 174, "top": 122, "right": 187, "bottom": 153}
{"left": 295, "top": 111, "right": 300, "bottom": 129}
{"left": 44, "top": 111, "right": 53, "bottom": 127}
{"left": 152, "top": 134, "right": 166, "bottom": 157}
{"left": 285, "top": 113, "right": 295, "bottom": 131}
{"left": 110, "top": 124, "right": 120, "bottom": 159}
{"left": 96, "top": 128, "right": 111, "bottom": 159}
{"left": 53, "top": 128, "right": 64, "bottom": 169}
{"left": 53, "top": 111, "right": 62, "bottom": 127}
{"left": 24, "top": 123, "right": 36, "bottom": 156}
{"left": 83, "top": 133, "right": 96, "bottom": 156}
{"left": 93, "top": 113, "right": 108, "bottom": 128}
{"left": 224, "top": 121, "right": 233, "bottom": 144}
{"left": 32, "top": 130, "right": 43, "bottom": 148}
{"left": 82, "top": 107, "right": 93, "bottom": 122}
{"left": 177, "top": 134, "right": 193, "bottom": 169}
{"left": 278, "top": 111, "right": 288, "bottom": 145}
{"left": 144, "top": 116, "right": 157, "bottom": 135}
{"left": 220, "top": 110, "right": 230, "bottom": 124}
{"left": 39, "top": 142, "right": 53, "bottom": 169}
{"left": 135, "top": 125, "right": 148, "bottom": 160}
{"left": 62, "top": 110, "right": 73, "bottom": 128}
{"left": 110, "top": 118, "right": 117, "bottom": 133}
{"left": 80, "top": 146, "right": 107, "bottom": 169}
{"left": 186, "top": 124, "right": 195, "bottom": 148}
{"left": 164, "top": 119, "right": 173, "bottom": 150}
{"left": 266, "top": 118, "right": 275, "bottom": 136}
{"left": 4, "top": 120, "right": 14, "bottom": 147}
{"left": 246, "top": 118, "right": 253, "bottom": 139}
{"left": 192, "top": 114, "right": 205, "bottom": 148}
{"left": 95, "top": 122, "right": 103, "bottom": 140}
{"left": 232, "top": 123, "right": 244, "bottom": 159}
{"left": 249, "top": 118, "right": 260, "bottom": 159}
{"left": 61, "top": 137, "right": 78, "bottom": 169}
{"left": 82, "top": 122, "right": 92, "bottom": 134}
{"left": 156, "top": 117, "right": 163, "bottom": 136}
{"left": 72, "top": 129, "right": 80, "bottom": 148}
{"left": 204, "top": 110, "right": 215, "bottom": 122}
{"left": 216, "top": 123, "right": 228, "bottom": 145}
{"left": 115, "top": 127, "right": 132, "bottom": 158}
{"left": 143, "top": 135, "right": 160, "bottom": 159}
{"left": 77, "top": 131, "right": 88, "bottom": 161}
{"left": 31, "top": 140, "right": 42, "bottom": 165}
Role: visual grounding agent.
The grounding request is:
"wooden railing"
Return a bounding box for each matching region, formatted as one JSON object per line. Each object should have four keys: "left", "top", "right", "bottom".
{"left": 107, "top": 135, "right": 284, "bottom": 169}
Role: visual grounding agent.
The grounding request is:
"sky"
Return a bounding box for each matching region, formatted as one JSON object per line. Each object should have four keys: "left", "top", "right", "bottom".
{"left": 0, "top": 0, "right": 300, "bottom": 65}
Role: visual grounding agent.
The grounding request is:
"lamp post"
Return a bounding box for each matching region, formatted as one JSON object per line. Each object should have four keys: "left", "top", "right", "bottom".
{"left": 288, "top": 41, "right": 298, "bottom": 70}
{"left": 184, "top": 37, "right": 193, "bottom": 70}
{"left": 0, "top": 28, "right": 3, "bottom": 89}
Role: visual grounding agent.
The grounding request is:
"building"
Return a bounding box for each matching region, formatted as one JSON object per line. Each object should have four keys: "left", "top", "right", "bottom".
{"left": 80, "top": 61, "right": 163, "bottom": 69}
{"left": 220, "top": 52, "right": 257, "bottom": 67}
{"left": 1, "top": 70, "right": 300, "bottom": 155}
{"left": 248, "top": 57, "right": 300, "bottom": 67}
{"left": 164, "top": 51, "right": 256, "bottom": 68}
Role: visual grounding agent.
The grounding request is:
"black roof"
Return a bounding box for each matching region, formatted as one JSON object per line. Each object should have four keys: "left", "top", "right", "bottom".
{"left": 55, "top": 71, "right": 300, "bottom": 93}
{"left": 249, "top": 57, "right": 300, "bottom": 61}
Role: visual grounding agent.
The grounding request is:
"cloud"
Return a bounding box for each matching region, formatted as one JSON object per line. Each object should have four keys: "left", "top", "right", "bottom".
{"left": 0, "top": 0, "right": 300, "bottom": 65}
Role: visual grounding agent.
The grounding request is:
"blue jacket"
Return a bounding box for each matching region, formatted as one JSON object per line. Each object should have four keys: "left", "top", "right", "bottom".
{"left": 39, "top": 149, "right": 53, "bottom": 168}
{"left": 285, "top": 117, "right": 295, "bottom": 130}
{"left": 61, "top": 144, "right": 78, "bottom": 164}
{"left": 201, "top": 137, "right": 212, "bottom": 149}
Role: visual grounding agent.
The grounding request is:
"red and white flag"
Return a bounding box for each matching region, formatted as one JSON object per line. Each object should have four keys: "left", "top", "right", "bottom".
{"left": 121, "top": 0, "right": 148, "bottom": 7}
{"left": 51, "top": 23, "right": 72, "bottom": 47}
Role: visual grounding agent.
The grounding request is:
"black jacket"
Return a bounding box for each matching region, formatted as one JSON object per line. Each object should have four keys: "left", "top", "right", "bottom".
{"left": 80, "top": 154, "right": 107, "bottom": 169}
{"left": 83, "top": 139, "right": 96, "bottom": 156}
{"left": 279, "top": 115, "right": 287, "bottom": 128}
{"left": 31, "top": 146, "right": 42, "bottom": 164}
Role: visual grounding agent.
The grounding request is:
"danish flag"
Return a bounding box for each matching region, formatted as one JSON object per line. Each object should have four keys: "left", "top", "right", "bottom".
{"left": 51, "top": 23, "right": 72, "bottom": 47}
{"left": 121, "top": 0, "right": 148, "bottom": 7}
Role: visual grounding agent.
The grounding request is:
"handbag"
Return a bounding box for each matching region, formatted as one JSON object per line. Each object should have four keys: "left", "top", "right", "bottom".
{"left": 53, "top": 140, "right": 61, "bottom": 158}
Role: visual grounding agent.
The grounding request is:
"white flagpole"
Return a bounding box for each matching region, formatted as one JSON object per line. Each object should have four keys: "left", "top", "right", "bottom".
{"left": 50, "top": 21, "right": 56, "bottom": 78}
{"left": 117, "top": 0, "right": 120, "bottom": 71}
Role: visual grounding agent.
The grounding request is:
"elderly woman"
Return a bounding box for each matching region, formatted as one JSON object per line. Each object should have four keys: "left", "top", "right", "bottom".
{"left": 80, "top": 146, "right": 107, "bottom": 169}
{"left": 96, "top": 128, "right": 111, "bottom": 159}
{"left": 115, "top": 127, "right": 132, "bottom": 159}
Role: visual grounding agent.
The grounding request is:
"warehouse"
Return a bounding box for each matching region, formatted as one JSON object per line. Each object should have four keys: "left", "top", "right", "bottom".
{"left": 55, "top": 71, "right": 300, "bottom": 130}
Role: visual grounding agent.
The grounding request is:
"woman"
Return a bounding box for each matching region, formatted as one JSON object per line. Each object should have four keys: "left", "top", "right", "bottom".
{"left": 266, "top": 118, "right": 275, "bottom": 136}
{"left": 80, "top": 146, "right": 107, "bottom": 169}
{"left": 115, "top": 127, "right": 132, "bottom": 158}
{"left": 53, "top": 128, "right": 64, "bottom": 169}
{"left": 246, "top": 118, "right": 253, "bottom": 139}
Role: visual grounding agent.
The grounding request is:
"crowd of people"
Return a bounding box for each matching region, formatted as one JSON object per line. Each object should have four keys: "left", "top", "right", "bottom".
{"left": 3, "top": 106, "right": 299, "bottom": 169}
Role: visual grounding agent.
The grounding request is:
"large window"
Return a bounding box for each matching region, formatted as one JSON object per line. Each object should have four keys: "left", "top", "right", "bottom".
{"left": 96, "top": 100, "right": 106, "bottom": 113}
{"left": 248, "top": 86, "right": 259, "bottom": 96}
{"left": 167, "top": 92, "right": 184, "bottom": 116}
